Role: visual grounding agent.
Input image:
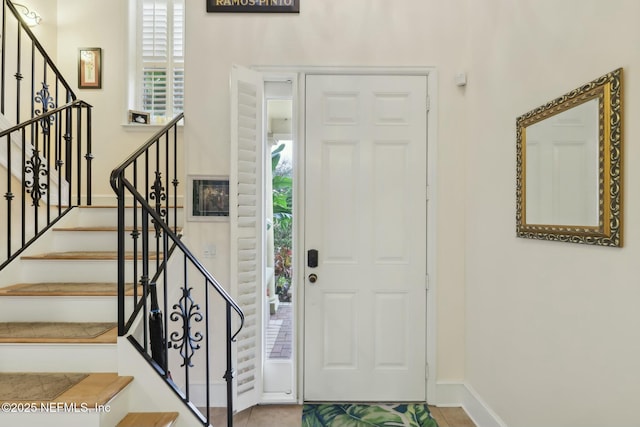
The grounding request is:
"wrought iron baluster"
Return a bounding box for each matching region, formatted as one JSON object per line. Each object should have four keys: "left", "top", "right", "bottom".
{"left": 150, "top": 171, "right": 167, "bottom": 239}
{"left": 170, "top": 284, "right": 204, "bottom": 368}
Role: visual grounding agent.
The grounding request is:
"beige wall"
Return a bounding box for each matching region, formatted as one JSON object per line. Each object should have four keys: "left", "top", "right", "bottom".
{"left": 55, "top": 0, "right": 166, "bottom": 205}
{"left": 183, "top": 0, "right": 469, "bottom": 385}
{"left": 464, "top": 1, "right": 640, "bottom": 426}
{"left": 29, "top": 0, "right": 58, "bottom": 58}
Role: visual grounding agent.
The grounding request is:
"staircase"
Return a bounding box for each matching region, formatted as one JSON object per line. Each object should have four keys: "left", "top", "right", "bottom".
{"left": 0, "top": 205, "right": 190, "bottom": 427}
{"left": 1, "top": 2, "right": 242, "bottom": 425}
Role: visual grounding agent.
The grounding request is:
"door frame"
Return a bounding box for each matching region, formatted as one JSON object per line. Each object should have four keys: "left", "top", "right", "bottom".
{"left": 257, "top": 65, "right": 438, "bottom": 404}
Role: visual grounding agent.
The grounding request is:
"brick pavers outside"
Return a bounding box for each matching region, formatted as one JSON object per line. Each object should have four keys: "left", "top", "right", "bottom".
{"left": 268, "top": 302, "right": 292, "bottom": 359}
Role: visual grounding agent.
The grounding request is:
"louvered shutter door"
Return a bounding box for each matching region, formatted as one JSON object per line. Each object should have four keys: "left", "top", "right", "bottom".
{"left": 230, "top": 65, "right": 264, "bottom": 411}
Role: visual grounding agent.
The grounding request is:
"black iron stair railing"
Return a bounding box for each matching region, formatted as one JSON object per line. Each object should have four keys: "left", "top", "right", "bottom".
{"left": 1, "top": 0, "right": 93, "bottom": 270}
{"left": 1, "top": 99, "right": 93, "bottom": 270}
{"left": 110, "top": 113, "right": 244, "bottom": 427}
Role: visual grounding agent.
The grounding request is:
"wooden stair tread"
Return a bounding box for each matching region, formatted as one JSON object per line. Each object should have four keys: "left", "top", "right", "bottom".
{"left": 53, "top": 226, "right": 182, "bottom": 232}
{"left": 0, "top": 282, "right": 138, "bottom": 296}
{"left": 0, "top": 372, "right": 133, "bottom": 405}
{"left": 57, "top": 373, "right": 133, "bottom": 406}
{"left": 78, "top": 205, "right": 183, "bottom": 209}
{"left": 117, "top": 412, "right": 180, "bottom": 427}
{"left": 21, "top": 251, "right": 161, "bottom": 260}
{"left": 0, "top": 322, "right": 117, "bottom": 343}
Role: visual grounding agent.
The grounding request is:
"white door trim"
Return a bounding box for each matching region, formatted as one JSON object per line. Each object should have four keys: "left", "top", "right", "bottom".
{"left": 256, "top": 65, "right": 438, "bottom": 404}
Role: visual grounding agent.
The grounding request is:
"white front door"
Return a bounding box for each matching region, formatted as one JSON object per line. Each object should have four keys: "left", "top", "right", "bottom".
{"left": 304, "top": 74, "right": 428, "bottom": 401}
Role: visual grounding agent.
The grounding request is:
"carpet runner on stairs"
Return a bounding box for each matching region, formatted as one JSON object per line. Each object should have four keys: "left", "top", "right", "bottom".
{"left": 0, "top": 322, "right": 117, "bottom": 343}
{"left": 0, "top": 372, "right": 132, "bottom": 405}
{"left": 0, "top": 282, "right": 137, "bottom": 296}
{"left": 0, "top": 373, "right": 88, "bottom": 401}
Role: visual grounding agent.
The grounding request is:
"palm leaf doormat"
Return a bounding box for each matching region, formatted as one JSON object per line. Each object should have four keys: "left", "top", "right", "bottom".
{"left": 302, "top": 403, "right": 439, "bottom": 427}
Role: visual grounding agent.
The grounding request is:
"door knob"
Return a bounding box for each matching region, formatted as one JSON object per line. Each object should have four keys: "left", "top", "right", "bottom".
{"left": 308, "top": 273, "right": 318, "bottom": 283}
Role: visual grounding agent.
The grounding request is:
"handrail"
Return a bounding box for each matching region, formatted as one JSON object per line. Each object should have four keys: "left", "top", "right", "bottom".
{"left": 0, "top": 99, "right": 91, "bottom": 138}
{"left": 110, "top": 114, "right": 243, "bottom": 427}
{"left": 110, "top": 114, "right": 185, "bottom": 183}
{"left": 3, "top": 0, "right": 76, "bottom": 99}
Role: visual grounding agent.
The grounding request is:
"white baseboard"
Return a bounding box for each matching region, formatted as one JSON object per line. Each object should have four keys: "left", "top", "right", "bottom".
{"left": 435, "top": 382, "right": 507, "bottom": 427}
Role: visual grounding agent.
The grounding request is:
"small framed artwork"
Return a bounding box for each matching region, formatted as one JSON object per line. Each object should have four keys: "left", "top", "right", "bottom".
{"left": 188, "top": 175, "right": 230, "bottom": 221}
{"left": 78, "top": 47, "right": 102, "bottom": 89}
{"left": 128, "top": 110, "right": 150, "bottom": 125}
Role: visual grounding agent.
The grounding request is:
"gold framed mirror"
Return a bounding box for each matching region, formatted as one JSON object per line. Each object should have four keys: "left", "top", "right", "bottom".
{"left": 516, "top": 68, "right": 622, "bottom": 246}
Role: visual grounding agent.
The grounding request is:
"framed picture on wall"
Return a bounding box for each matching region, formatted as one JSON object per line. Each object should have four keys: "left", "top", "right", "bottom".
{"left": 78, "top": 47, "right": 102, "bottom": 89}
{"left": 188, "top": 175, "right": 230, "bottom": 221}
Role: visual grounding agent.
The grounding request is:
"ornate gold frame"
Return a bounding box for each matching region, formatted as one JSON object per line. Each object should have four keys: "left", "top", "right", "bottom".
{"left": 516, "top": 68, "right": 623, "bottom": 246}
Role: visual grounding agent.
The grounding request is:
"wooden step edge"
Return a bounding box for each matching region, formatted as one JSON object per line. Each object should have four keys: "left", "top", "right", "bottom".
{"left": 0, "top": 283, "right": 139, "bottom": 297}
{"left": 53, "top": 226, "right": 183, "bottom": 232}
{"left": 117, "top": 412, "right": 180, "bottom": 427}
{"left": 0, "top": 324, "right": 117, "bottom": 344}
{"left": 21, "top": 251, "right": 161, "bottom": 261}
{"left": 55, "top": 373, "right": 134, "bottom": 406}
{"left": 78, "top": 205, "right": 184, "bottom": 209}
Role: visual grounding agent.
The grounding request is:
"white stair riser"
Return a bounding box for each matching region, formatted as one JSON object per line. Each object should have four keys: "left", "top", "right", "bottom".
{"left": 75, "top": 207, "right": 183, "bottom": 228}
{"left": 19, "top": 260, "right": 160, "bottom": 283}
{"left": 0, "top": 343, "right": 117, "bottom": 372}
{"left": 52, "top": 230, "right": 169, "bottom": 252}
{"left": 0, "top": 296, "right": 136, "bottom": 322}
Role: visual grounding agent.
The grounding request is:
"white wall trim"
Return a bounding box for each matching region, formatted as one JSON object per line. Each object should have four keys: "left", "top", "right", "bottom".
{"left": 436, "top": 382, "right": 508, "bottom": 427}
{"left": 425, "top": 68, "right": 439, "bottom": 403}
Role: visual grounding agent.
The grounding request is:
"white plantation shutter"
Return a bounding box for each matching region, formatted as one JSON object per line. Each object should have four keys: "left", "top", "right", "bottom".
{"left": 137, "top": 0, "right": 184, "bottom": 122}
{"left": 230, "top": 65, "right": 264, "bottom": 412}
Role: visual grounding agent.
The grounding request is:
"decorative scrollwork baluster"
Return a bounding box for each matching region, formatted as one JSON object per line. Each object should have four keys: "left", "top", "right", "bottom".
{"left": 24, "top": 148, "right": 48, "bottom": 206}
{"left": 34, "top": 82, "right": 56, "bottom": 135}
{"left": 170, "top": 286, "right": 203, "bottom": 368}
{"left": 150, "top": 171, "right": 167, "bottom": 237}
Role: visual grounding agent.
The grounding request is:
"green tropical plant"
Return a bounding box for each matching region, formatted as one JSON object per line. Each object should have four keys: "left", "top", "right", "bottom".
{"left": 271, "top": 143, "right": 293, "bottom": 246}
{"left": 272, "top": 143, "right": 293, "bottom": 301}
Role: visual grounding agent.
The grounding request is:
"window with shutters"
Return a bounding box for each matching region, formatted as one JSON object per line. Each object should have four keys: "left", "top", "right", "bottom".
{"left": 129, "top": 0, "right": 184, "bottom": 124}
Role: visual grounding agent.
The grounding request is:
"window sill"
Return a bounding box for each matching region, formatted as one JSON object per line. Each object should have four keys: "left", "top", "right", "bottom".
{"left": 121, "top": 122, "right": 184, "bottom": 131}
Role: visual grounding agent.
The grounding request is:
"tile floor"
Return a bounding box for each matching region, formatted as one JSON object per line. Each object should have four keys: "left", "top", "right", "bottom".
{"left": 209, "top": 404, "right": 476, "bottom": 427}
{"left": 238, "top": 303, "right": 476, "bottom": 427}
